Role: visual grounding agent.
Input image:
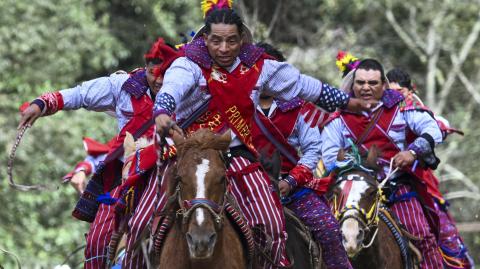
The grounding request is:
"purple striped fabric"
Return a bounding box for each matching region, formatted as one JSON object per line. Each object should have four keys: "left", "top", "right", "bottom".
{"left": 389, "top": 185, "right": 443, "bottom": 269}
{"left": 435, "top": 202, "right": 473, "bottom": 269}
{"left": 287, "top": 191, "right": 352, "bottom": 269}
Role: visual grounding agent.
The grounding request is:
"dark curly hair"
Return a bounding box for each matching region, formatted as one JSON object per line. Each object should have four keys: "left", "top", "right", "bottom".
{"left": 204, "top": 9, "right": 243, "bottom": 35}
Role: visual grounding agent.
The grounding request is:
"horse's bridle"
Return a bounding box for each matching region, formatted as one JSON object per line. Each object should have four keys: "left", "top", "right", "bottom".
{"left": 175, "top": 186, "right": 228, "bottom": 232}
{"left": 174, "top": 150, "right": 229, "bottom": 232}
{"left": 333, "top": 168, "right": 385, "bottom": 249}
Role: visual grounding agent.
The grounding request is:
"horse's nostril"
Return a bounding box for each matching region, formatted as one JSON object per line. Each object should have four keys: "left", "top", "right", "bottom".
{"left": 186, "top": 232, "right": 194, "bottom": 245}
{"left": 208, "top": 233, "right": 217, "bottom": 246}
{"left": 357, "top": 229, "right": 364, "bottom": 242}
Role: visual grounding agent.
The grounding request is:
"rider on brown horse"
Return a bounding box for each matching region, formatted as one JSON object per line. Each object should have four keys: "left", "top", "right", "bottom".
{"left": 322, "top": 58, "right": 445, "bottom": 269}
{"left": 18, "top": 38, "right": 181, "bottom": 269}
{"left": 153, "top": 2, "right": 371, "bottom": 267}
{"left": 252, "top": 42, "right": 352, "bottom": 269}
{"left": 387, "top": 68, "right": 473, "bottom": 268}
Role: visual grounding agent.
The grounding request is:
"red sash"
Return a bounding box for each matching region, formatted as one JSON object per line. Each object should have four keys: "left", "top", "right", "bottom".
{"left": 340, "top": 107, "right": 443, "bottom": 200}
{"left": 252, "top": 105, "right": 300, "bottom": 173}
{"left": 102, "top": 94, "right": 155, "bottom": 192}
{"left": 341, "top": 107, "right": 399, "bottom": 161}
{"left": 187, "top": 59, "right": 266, "bottom": 154}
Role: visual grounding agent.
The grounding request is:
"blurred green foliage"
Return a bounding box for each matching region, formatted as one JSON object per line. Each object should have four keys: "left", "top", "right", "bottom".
{"left": 0, "top": 0, "right": 478, "bottom": 267}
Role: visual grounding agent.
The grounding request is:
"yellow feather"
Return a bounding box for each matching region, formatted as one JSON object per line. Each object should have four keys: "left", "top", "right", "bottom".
{"left": 201, "top": 0, "right": 234, "bottom": 18}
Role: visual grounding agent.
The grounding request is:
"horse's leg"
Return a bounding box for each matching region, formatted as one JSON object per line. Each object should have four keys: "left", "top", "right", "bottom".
{"left": 286, "top": 192, "right": 352, "bottom": 269}
{"left": 84, "top": 186, "right": 122, "bottom": 269}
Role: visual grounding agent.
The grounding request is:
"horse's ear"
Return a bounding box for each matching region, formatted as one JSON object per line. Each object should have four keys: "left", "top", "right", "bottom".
{"left": 214, "top": 129, "right": 232, "bottom": 151}
{"left": 365, "top": 145, "right": 380, "bottom": 170}
{"left": 337, "top": 148, "right": 346, "bottom": 161}
{"left": 124, "top": 132, "right": 136, "bottom": 156}
{"left": 171, "top": 129, "right": 186, "bottom": 146}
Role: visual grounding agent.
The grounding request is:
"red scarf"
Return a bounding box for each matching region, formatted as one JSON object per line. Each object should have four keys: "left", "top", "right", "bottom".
{"left": 340, "top": 106, "right": 443, "bottom": 200}
{"left": 187, "top": 59, "right": 266, "bottom": 154}
{"left": 252, "top": 104, "right": 300, "bottom": 173}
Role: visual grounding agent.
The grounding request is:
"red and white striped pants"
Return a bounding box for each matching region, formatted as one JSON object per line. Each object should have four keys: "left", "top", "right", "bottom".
{"left": 122, "top": 163, "right": 170, "bottom": 269}
{"left": 84, "top": 186, "right": 122, "bottom": 269}
{"left": 227, "top": 156, "right": 289, "bottom": 268}
{"left": 389, "top": 185, "right": 443, "bottom": 269}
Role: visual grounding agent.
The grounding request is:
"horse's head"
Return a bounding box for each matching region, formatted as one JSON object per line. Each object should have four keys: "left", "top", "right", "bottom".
{"left": 172, "top": 128, "right": 231, "bottom": 260}
{"left": 330, "top": 146, "right": 381, "bottom": 257}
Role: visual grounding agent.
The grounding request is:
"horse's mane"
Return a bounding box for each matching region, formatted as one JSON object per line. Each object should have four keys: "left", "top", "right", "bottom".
{"left": 176, "top": 129, "right": 230, "bottom": 158}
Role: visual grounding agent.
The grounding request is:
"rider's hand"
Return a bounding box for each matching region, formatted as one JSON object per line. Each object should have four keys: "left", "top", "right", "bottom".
{"left": 70, "top": 171, "right": 87, "bottom": 195}
{"left": 393, "top": 151, "right": 416, "bottom": 169}
{"left": 278, "top": 180, "right": 292, "bottom": 197}
{"left": 155, "top": 114, "right": 183, "bottom": 137}
{"left": 345, "top": 98, "right": 375, "bottom": 113}
{"left": 18, "top": 103, "right": 42, "bottom": 129}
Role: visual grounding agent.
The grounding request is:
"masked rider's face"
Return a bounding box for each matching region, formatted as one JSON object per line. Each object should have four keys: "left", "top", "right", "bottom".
{"left": 352, "top": 69, "right": 386, "bottom": 104}
{"left": 146, "top": 63, "right": 163, "bottom": 95}
{"left": 204, "top": 23, "right": 243, "bottom": 68}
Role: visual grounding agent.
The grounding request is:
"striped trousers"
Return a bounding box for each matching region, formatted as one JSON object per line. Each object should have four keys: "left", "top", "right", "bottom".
{"left": 122, "top": 163, "right": 171, "bottom": 268}
{"left": 228, "top": 156, "right": 290, "bottom": 268}
{"left": 389, "top": 185, "right": 443, "bottom": 269}
{"left": 84, "top": 186, "right": 122, "bottom": 269}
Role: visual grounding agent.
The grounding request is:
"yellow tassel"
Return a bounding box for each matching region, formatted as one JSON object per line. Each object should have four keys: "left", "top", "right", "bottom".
{"left": 125, "top": 187, "right": 135, "bottom": 214}
{"left": 175, "top": 43, "right": 185, "bottom": 49}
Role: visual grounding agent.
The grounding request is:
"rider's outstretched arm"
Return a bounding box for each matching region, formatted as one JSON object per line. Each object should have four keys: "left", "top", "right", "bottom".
{"left": 18, "top": 73, "right": 127, "bottom": 128}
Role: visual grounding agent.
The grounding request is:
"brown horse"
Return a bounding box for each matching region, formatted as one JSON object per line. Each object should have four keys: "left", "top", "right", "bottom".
{"left": 157, "top": 129, "right": 247, "bottom": 269}
{"left": 329, "top": 147, "right": 418, "bottom": 269}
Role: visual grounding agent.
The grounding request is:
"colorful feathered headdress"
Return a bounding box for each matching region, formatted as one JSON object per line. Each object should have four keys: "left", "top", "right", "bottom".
{"left": 193, "top": 0, "right": 253, "bottom": 43}
{"left": 336, "top": 51, "right": 360, "bottom": 77}
{"left": 201, "top": 0, "right": 233, "bottom": 18}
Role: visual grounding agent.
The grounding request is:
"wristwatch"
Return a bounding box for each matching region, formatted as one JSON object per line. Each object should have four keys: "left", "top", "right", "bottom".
{"left": 408, "top": 149, "right": 418, "bottom": 160}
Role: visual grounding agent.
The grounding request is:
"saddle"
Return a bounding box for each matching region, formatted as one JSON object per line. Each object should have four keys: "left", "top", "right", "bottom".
{"left": 378, "top": 207, "right": 422, "bottom": 269}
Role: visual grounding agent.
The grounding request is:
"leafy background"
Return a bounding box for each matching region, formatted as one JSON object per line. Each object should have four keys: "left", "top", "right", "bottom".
{"left": 0, "top": 0, "right": 478, "bottom": 267}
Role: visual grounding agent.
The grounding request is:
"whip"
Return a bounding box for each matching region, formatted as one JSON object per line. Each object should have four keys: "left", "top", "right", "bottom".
{"left": 7, "top": 125, "right": 54, "bottom": 191}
